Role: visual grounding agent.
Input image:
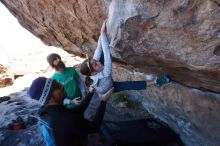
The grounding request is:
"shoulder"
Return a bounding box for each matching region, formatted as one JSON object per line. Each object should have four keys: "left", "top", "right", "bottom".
{"left": 69, "top": 67, "right": 80, "bottom": 76}
{"left": 66, "top": 67, "right": 77, "bottom": 72}
{"left": 63, "top": 67, "right": 76, "bottom": 74}
{"left": 52, "top": 73, "right": 59, "bottom": 79}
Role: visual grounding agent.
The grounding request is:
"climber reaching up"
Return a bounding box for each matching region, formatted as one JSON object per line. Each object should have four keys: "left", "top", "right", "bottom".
{"left": 79, "top": 21, "right": 171, "bottom": 120}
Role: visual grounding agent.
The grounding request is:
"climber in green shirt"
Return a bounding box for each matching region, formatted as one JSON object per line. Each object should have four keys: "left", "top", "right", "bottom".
{"left": 47, "top": 53, "right": 86, "bottom": 109}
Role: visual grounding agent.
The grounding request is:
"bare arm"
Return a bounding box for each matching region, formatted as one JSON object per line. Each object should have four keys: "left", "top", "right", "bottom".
{"left": 69, "top": 92, "right": 94, "bottom": 113}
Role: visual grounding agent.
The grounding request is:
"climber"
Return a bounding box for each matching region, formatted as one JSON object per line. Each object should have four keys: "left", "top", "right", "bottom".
{"left": 79, "top": 21, "right": 171, "bottom": 120}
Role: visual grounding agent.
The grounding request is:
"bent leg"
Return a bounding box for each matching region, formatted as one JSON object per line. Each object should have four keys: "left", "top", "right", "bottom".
{"left": 84, "top": 101, "right": 107, "bottom": 134}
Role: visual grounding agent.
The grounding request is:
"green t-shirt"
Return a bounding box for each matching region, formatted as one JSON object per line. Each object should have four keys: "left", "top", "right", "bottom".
{"left": 52, "top": 67, "right": 82, "bottom": 108}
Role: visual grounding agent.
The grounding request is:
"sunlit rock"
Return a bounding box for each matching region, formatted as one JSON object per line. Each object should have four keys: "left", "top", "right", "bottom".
{"left": 1, "top": 0, "right": 219, "bottom": 92}
{"left": 1, "top": 0, "right": 220, "bottom": 145}
{"left": 0, "top": 65, "right": 13, "bottom": 88}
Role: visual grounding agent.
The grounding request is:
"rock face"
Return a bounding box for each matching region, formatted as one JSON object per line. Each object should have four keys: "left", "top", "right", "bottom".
{"left": 0, "top": 65, "right": 13, "bottom": 88}
{"left": 0, "top": 88, "right": 44, "bottom": 146}
{"left": 1, "top": 0, "right": 219, "bottom": 92}
{"left": 0, "top": 0, "right": 107, "bottom": 56}
{"left": 113, "top": 65, "right": 220, "bottom": 146}
{"left": 107, "top": 0, "right": 220, "bottom": 93}
{"left": 1, "top": 0, "right": 220, "bottom": 145}
{"left": 142, "top": 83, "right": 220, "bottom": 146}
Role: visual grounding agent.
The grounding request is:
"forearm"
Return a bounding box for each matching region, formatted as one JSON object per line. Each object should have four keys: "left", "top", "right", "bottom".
{"left": 93, "top": 37, "right": 102, "bottom": 61}
{"left": 70, "top": 92, "right": 94, "bottom": 113}
{"left": 101, "top": 35, "right": 112, "bottom": 76}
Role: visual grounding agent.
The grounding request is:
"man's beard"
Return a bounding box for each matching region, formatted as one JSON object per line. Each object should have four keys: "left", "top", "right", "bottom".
{"left": 54, "top": 61, "right": 66, "bottom": 72}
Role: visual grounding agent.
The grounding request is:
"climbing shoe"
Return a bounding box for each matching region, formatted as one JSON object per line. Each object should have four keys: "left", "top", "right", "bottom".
{"left": 155, "top": 75, "right": 171, "bottom": 86}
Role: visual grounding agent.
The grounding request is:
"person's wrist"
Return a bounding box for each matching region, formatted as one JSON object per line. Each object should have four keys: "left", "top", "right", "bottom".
{"left": 88, "top": 90, "right": 94, "bottom": 95}
{"left": 88, "top": 90, "right": 94, "bottom": 96}
{"left": 101, "top": 32, "right": 106, "bottom": 36}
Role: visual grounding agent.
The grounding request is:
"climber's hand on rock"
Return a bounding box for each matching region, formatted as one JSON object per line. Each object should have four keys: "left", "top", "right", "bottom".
{"left": 100, "top": 21, "right": 107, "bottom": 36}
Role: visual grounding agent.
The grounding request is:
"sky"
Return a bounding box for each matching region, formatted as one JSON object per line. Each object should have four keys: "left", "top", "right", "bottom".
{"left": 0, "top": 3, "right": 65, "bottom": 65}
{"left": 0, "top": 3, "right": 73, "bottom": 95}
{"left": 0, "top": 3, "right": 41, "bottom": 53}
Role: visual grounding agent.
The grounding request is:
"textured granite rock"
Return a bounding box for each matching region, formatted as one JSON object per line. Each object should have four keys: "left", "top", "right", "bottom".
{"left": 1, "top": 0, "right": 219, "bottom": 92}
{"left": 1, "top": 0, "right": 220, "bottom": 145}
{"left": 113, "top": 65, "right": 220, "bottom": 146}
{"left": 0, "top": 0, "right": 106, "bottom": 56}
{"left": 1, "top": 0, "right": 220, "bottom": 92}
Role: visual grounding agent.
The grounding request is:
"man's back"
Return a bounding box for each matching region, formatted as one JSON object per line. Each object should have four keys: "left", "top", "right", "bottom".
{"left": 39, "top": 105, "right": 88, "bottom": 146}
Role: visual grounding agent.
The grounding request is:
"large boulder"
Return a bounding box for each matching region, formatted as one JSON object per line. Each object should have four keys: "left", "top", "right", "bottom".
{"left": 1, "top": 0, "right": 107, "bottom": 56}
{"left": 1, "top": 0, "right": 220, "bottom": 145}
{"left": 107, "top": 0, "right": 220, "bottom": 93}
{"left": 113, "top": 65, "right": 220, "bottom": 146}
{"left": 1, "top": 0, "right": 219, "bottom": 92}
